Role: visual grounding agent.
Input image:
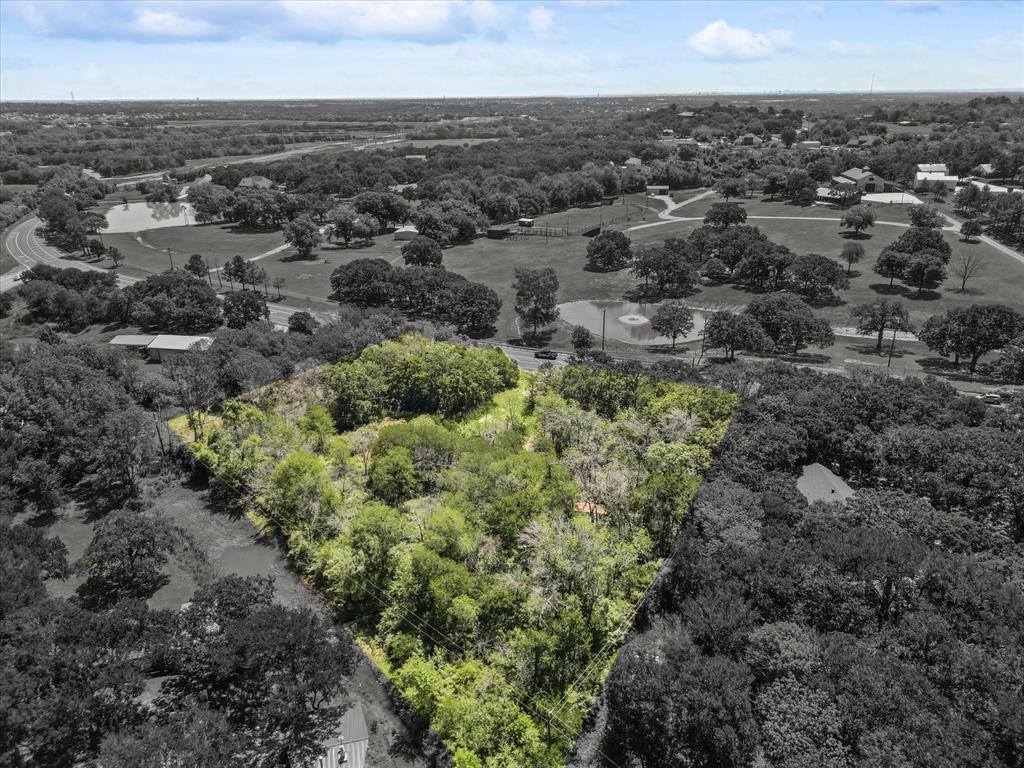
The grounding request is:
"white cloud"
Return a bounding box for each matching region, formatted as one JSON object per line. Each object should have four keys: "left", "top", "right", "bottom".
{"left": 527, "top": 6, "right": 557, "bottom": 39}
{"left": 805, "top": 3, "right": 826, "bottom": 17}
{"left": 828, "top": 39, "right": 877, "bottom": 57}
{"left": 133, "top": 9, "right": 216, "bottom": 38}
{"left": 2, "top": 0, "right": 512, "bottom": 44}
{"left": 277, "top": 0, "right": 509, "bottom": 42}
{"left": 687, "top": 20, "right": 792, "bottom": 61}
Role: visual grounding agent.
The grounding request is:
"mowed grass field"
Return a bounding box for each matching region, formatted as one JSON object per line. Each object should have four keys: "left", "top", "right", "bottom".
{"left": 90, "top": 189, "right": 1023, "bottom": 371}
{"left": 627, "top": 213, "right": 1024, "bottom": 329}
{"left": 667, "top": 194, "right": 918, "bottom": 226}
{"left": 106, "top": 223, "right": 292, "bottom": 279}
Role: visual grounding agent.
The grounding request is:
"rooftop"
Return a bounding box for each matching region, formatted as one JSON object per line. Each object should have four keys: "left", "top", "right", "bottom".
{"left": 797, "top": 463, "right": 855, "bottom": 503}
{"left": 147, "top": 334, "right": 214, "bottom": 352}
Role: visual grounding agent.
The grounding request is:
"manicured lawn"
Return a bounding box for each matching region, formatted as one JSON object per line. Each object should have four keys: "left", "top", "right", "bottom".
{"left": 626, "top": 216, "right": 1024, "bottom": 329}
{"left": 105, "top": 223, "right": 291, "bottom": 279}
{"left": 533, "top": 194, "right": 665, "bottom": 233}
{"left": 671, "top": 193, "right": 917, "bottom": 226}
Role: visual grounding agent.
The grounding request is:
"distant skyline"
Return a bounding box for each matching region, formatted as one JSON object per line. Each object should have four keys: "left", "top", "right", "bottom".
{"left": 2, "top": 0, "right": 1022, "bottom": 101}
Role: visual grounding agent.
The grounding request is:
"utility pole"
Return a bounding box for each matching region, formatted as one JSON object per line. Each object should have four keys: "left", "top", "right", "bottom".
{"left": 602, "top": 307, "right": 607, "bottom": 350}
{"left": 887, "top": 324, "right": 898, "bottom": 368}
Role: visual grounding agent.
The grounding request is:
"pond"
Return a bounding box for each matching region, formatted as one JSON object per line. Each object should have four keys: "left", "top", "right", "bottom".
{"left": 558, "top": 299, "right": 707, "bottom": 346}
{"left": 102, "top": 201, "right": 196, "bottom": 233}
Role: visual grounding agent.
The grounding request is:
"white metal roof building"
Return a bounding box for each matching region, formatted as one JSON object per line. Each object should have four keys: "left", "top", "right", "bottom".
{"left": 109, "top": 334, "right": 157, "bottom": 347}
{"left": 111, "top": 334, "right": 212, "bottom": 361}
{"left": 916, "top": 163, "right": 949, "bottom": 174}
{"left": 914, "top": 171, "right": 958, "bottom": 191}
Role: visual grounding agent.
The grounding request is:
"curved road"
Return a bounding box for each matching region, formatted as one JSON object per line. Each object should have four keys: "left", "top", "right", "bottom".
{"left": 0, "top": 217, "right": 333, "bottom": 330}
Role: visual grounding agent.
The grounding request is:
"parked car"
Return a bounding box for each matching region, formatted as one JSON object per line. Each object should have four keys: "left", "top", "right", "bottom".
{"left": 980, "top": 393, "right": 1002, "bottom": 404}
{"left": 534, "top": 349, "right": 558, "bottom": 360}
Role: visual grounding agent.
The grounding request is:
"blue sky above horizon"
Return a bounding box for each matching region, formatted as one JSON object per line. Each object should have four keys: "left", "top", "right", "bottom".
{"left": 1, "top": 0, "right": 1022, "bottom": 101}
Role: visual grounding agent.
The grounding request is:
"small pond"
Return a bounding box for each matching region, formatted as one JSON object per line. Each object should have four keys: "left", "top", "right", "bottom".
{"left": 558, "top": 299, "right": 707, "bottom": 346}
{"left": 102, "top": 201, "right": 196, "bottom": 233}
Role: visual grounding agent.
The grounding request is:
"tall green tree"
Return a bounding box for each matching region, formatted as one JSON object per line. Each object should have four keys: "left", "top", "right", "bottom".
{"left": 283, "top": 214, "right": 321, "bottom": 259}
{"left": 78, "top": 511, "right": 170, "bottom": 608}
{"left": 851, "top": 299, "right": 913, "bottom": 352}
{"left": 513, "top": 267, "right": 560, "bottom": 338}
{"left": 650, "top": 301, "right": 694, "bottom": 348}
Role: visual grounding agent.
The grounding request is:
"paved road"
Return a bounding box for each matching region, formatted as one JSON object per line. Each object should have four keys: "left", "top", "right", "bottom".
{"left": 1, "top": 216, "right": 355, "bottom": 336}
{"left": 104, "top": 135, "right": 406, "bottom": 188}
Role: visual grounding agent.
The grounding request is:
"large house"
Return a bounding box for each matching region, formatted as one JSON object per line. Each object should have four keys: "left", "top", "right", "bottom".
{"left": 237, "top": 175, "right": 275, "bottom": 189}
{"left": 834, "top": 167, "right": 889, "bottom": 193}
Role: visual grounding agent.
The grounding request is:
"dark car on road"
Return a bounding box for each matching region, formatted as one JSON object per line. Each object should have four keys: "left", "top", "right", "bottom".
{"left": 534, "top": 349, "right": 558, "bottom": 360}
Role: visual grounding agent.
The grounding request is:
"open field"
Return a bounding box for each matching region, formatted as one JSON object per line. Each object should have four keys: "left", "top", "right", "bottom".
{"left": 628, "top": 215, "right": 1024, "bottom": 328}
{"left": 665, "top": 193, "right": 918, "bottom": 225}
{"left": 105, "top": 222, "right": 291, "bottom": 278}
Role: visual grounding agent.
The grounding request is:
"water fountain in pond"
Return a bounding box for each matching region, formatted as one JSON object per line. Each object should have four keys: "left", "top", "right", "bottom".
{"left": 618, "top": 313, "right": 649, "bottom": 326}
{"left": 557, "top": 300, "right": 707, "bottom": 346}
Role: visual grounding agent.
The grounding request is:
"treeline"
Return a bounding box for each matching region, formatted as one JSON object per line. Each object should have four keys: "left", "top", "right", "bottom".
{"left": 0, "top": 335, "right": 388, "bottom": 767}
{"left": 329, "top": 259, "right": 502, "bottom": 337}
{"left": 955, "top": 185, "right": 1024, "bottom": 247}
{"left": 573, "top": 360, "right": 1024, "bottom": 768}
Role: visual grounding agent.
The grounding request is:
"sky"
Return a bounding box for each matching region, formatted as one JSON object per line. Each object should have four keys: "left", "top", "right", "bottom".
{"left": 1, "top": 0, "right": 1022, "bottom": 100}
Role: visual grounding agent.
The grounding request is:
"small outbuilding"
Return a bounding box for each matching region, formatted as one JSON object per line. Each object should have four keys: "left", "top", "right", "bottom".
{"left": 486, "top": 225, "right": 511, "bottom": 239}
{"left": 404, "top": 154, "right": 427, "bottom": 161}
{"left": 393, "top": 225, "right": 418, "bottom": 241}
{"left": 645, "top": 185, "right": 669, "bottom": 196}
{"left": 624, "top": 157, "right": 643, "bottom": 168}
{"left": 517, "top": 217, "right": 534, "bottom": 228}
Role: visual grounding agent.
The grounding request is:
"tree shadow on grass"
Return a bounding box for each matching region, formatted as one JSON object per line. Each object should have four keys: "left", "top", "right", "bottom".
{"left": 845, "top": 343, "right": 917, "bottom": 361}
{"left": 904, "top": 289, "right": 943, "bottom": 302}
{"left": 839, "top": 231, "right": 873, "bottom": 240}
{"left": 624, "top": 285, "right": 701, "bottom": 302}
{"left": 75, "top": 571, "right": 170, "bottom": 611}
{"left": 510, "top": 328, "right": 556, "bottom": 346}
{"left": 280, "top": 251, "right": 319, "bottom": 263}
{"left": 805, "top": 294, "right": 847, "bottom": 309}
{"left": 869, "top": 283, "right": 910, "bottom": 296}
{"left": 777, "top": 352, "right": 832, "bottom": 364}
{"left": 225, "top": 223, "right": 280, "bottom": 235}
{"left": 918, "top": 356, "right": 962, "bottom": 373}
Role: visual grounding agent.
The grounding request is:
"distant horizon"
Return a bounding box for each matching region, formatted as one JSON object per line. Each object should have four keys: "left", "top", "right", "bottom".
{"left": 2, "top": 1, "right": 1022, "bottom": 101}
{"left": 4, "top": 87, "right": 1024, "bottom": 106}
